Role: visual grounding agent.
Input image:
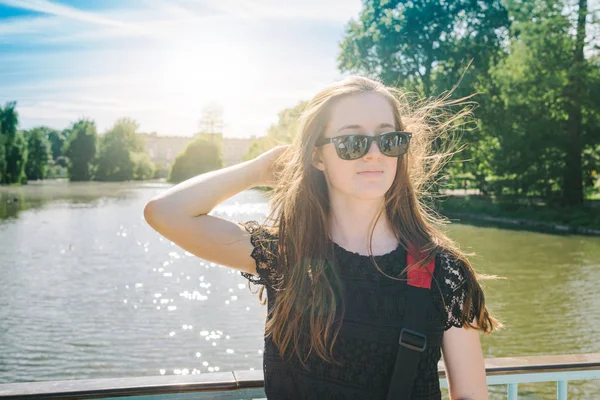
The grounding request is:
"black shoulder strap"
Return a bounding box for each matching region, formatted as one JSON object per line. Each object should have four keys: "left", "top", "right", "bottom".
{"left": 386, "top": 250, "right": 436, "bottom": 400}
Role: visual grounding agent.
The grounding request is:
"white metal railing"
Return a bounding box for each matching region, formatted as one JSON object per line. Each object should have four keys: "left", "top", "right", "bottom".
{"left": 438, "top": 353, "right": 600, "bottom": 399}
{"left": 0, "top": 353, "right": 598, "bottom": 399}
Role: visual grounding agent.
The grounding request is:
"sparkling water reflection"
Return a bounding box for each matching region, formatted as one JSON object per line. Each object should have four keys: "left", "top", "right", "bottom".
{"left": 0, "top": 180, "right": 599, "bottom": 399}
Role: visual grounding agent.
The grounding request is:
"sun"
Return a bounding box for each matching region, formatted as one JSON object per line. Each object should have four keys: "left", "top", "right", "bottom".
{"left": 156, "top": 39, "right": 260, "bottom": 113}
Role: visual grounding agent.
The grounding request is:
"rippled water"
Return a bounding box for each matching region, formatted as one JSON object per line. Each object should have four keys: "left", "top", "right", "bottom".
{"left": 1, "top": 180, "right": 599, "bottom": 399}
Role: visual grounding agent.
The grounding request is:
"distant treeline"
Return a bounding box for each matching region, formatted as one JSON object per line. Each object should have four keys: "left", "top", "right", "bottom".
{"left": 0, "top": 102, "right": 228, "bottom": 185}
{"left": 0, "top": 107, "right": 162, "bottom": 183}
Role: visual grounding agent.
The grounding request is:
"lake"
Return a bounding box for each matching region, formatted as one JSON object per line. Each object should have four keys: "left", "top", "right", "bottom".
{"left": 1, "top": 180, "right": 599, "bottom": 399}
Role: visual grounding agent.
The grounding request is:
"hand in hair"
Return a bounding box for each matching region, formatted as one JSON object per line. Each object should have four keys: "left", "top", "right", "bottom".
{"left": 258, "top": 145, "right": 291, "bottom": 187}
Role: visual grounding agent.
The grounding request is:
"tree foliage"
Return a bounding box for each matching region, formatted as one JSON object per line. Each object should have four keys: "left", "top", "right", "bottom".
{"left": 46, "top": 128, "right": 67, "bottom": 161}
{"left": 24, "top": 127, "right": 51, "bottom": 181}
{"left": 480, "top": 0, "right": 598, "bottom": 203}
{"left": 168, "top": 134, "right": 223, "bottom": 183}
{"left": 0, "top": 101, "right": 27, "bottom": 184}
{"left": 131, "top": 151, "right": 156, "bottom": 181}
{"left": 64, "top": 119, "right": 98, "bottom": 181}
{"left": 338, "top": 0, "right": 511, "bottom": 96}
{"left": 337, "top": 0, "right": 598, "bottom": 203}
{"left": 95, "top": 118, "right": 146, "bottom": 181}
{"left": 243, "top": 101, "right": 308, "bottom": 161}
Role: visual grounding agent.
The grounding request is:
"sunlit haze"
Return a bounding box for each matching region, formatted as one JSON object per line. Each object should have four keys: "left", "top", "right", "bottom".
{"left": 0, "top": 0, "right": 363, "bottom": 137}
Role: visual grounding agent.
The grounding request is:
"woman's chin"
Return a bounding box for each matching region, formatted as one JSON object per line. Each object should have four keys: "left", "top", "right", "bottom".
{"left": 351, "top": 185, "right": 391, "bottom": 200}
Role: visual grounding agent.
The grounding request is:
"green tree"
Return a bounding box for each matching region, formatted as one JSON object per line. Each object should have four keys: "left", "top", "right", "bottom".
{"left": 65, "top": 119, "right": 98, "bottom": 181}
{"left": 0, "top": 102, "right": 27, "bottom": 184}
{"left": 337, "top": 0, "right": 511, "bottom": 96}
{"left": 0, "top": 101, "right": 18, "bottom": 141}
{"left": 243, "top": 100, "right": 308, "bottom": 161}
{"left": 0, "top": 110, "right": 6, "bottom": 184}
{"left": 168, "top": 135, "right": 223, "bottom": 183}
{"left": 95, "top": 118, "right": 152, "bottom": 181}
{"left": 131, "top": 152, "right": 156, "bottom": 180}
{"left": 563, "top": 0, "right": 591, "bottom": 204}
{"left": 46, "top": 129, "right": 67, "bottom": 160}
{"left": 152, "top": 161, "right": 170, "bottom": 179}
{"left": 96, "top": 119, "right": 135, "bottom": 181}
{"left": 0, "top": 134, "right": 5, "bottom": 184}
{"left": 5, "top": 134, "right": 28, "bottom": 184}
{"left": 481, "top": 0, "right": 599, "bottom": 203}
{"left": 24, "top": 127, "right": 51, "bottom": 180}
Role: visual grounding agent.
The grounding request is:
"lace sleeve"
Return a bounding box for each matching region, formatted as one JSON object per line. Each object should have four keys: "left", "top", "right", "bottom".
{"left": 438, "top": 252, "right": 477, "bottom": 330}
{"left": 239, "top": 220, "right": 282, "bottom": 290}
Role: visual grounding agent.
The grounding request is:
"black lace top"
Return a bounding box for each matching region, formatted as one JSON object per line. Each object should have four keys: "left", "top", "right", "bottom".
{"left": 239, "top": 220, "right": 476, "bottom": 400}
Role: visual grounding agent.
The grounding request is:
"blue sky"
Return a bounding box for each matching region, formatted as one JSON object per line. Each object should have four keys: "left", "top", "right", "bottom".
{"left": 0, "top": 0, "right": 362, "bottom": 137}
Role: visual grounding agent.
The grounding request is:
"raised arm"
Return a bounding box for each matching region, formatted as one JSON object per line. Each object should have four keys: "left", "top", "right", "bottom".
{"left": 143, "top": 145, "right": 288, "bottom": 275}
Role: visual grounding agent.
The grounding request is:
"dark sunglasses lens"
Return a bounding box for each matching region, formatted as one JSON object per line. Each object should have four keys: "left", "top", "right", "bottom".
{"left": 335, "top": 136, "right": 370, "bottom": 160}
{"left": 379, "top": 132, "right": 409, "bottom": 156}
{"left": 333, "top": 132, "right": 410, "bottom": 160}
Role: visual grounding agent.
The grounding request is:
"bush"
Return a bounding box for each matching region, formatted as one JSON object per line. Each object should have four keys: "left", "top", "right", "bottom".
{"left": 168, "top": 136, "right": 223, "bottom": 183}
{"left": 132, "top": 152, "right": 156, "bottom": 180}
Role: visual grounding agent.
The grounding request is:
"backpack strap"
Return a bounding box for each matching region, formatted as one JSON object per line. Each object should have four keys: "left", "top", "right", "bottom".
{"left": 386, "top": 248, "right": 436, "bottom": 400}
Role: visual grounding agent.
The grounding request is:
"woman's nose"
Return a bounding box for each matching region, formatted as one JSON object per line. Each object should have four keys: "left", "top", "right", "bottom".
{"left": 363, "top": 138, "right": 382, "bottom": 159}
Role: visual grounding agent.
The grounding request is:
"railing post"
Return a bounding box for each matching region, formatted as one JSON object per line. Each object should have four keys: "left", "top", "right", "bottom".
{"left": 507, "top": 383, "right": 518, "bottom": 400}
{"left": 557, "top": 380, "right": 568, "bottom": 400}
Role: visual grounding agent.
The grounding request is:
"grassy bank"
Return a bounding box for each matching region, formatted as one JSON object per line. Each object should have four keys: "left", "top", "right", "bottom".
{"left": 435, "top": 195, "right": 600, "bottom": 234}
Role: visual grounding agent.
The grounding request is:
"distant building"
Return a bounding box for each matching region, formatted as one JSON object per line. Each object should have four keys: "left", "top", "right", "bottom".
{"left": 139, "top": 132, "right": 255, "bottom": 167}
{"left": 222, "top": 137, "right": 255, "bottom": 166}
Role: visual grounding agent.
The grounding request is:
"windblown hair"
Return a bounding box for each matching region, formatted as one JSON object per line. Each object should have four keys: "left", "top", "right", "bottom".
{"left": 248, "top": 74, "right": 502, "bottom": 369}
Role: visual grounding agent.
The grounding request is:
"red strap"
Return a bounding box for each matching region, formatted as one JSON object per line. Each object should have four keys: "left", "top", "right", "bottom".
{"left": 407, "top": 248, "right": 435, "bottom": 289}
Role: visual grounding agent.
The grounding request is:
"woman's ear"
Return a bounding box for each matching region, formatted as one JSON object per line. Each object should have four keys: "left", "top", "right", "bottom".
{"left": 311, "top": 148, "right": 325, "bottom": 172}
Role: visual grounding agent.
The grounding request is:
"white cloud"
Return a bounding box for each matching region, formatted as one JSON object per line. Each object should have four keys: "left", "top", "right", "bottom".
{"left": 0, "top": 0, "right": 146, "bottom": 32}
{"left": 151, "top": 0, "right": 361, "bottom": 23}
{"left": 0, "top": 15, "right": 59, "bottom": 35}
{"left": 183, "top": 0, "right": 359, "bottom": 22}
{"left": 0, "top": 0, "right": 362, "bottom": 42}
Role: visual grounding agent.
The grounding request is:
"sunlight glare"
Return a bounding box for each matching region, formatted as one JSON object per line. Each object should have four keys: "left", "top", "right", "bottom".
{"left": 157, "top": 39, "right": 262, "bottom": 113}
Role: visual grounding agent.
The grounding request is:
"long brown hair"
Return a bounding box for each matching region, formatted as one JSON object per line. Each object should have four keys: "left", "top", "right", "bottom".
{"left": 249, "top": 75, "right": 502, "bottom": 369}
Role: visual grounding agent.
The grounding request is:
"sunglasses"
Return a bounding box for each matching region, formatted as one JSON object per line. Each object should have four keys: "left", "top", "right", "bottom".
{"left": 315, "top": 131, "right": 412, "bottom": 161}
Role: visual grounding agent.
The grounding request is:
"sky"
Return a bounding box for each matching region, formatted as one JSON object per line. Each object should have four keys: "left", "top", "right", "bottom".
{"left": 0, "top": 0, "right": 363, "bottom": 138}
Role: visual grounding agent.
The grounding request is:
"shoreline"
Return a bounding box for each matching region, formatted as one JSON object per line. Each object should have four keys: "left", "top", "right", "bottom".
{"left": 441, "top": 211, "right": 600, "bottom": 237}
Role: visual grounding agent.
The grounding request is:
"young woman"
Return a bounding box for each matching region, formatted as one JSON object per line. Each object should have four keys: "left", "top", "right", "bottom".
{"left": 144, "top": 75, "right": 501, "bottom": 400}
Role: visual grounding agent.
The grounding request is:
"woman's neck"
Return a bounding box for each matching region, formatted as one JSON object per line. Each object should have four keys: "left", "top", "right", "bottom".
{"left": 327, "top": 203, "right": 397, "bottom": 255}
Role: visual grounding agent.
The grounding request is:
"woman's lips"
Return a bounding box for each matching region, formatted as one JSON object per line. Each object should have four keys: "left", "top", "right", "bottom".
{"left": 358, "top": 171, "right": 383, "bottom": 175}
